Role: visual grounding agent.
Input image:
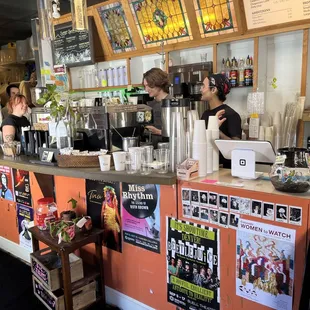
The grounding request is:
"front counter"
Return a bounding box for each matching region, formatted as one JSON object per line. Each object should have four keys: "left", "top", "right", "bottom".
{"left": 0, "top": 155, "right": 308, "bottom": 310}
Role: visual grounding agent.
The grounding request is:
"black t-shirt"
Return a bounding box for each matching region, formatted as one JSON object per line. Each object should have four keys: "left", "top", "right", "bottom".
{"left": 201, "top": 104, "right": 241, "bottom": 168}
{"left": 1, "top": 114, "right": 30, "bottom": 141}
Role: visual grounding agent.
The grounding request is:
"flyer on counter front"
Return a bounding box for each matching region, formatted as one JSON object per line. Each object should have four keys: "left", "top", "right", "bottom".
{"left": 12, "top": 169, "right": 31, "bottom": 206}
{"left": 122, "top": 183, "right": 160, "bottom": 253}
{"left": 0, "top": 165, "right": 14, "bottom": 201}
{"left": 86, "top": 180, "right": 122, "bottom": 253}
{"left": 17, "top": 204, "right": 34, "bottom": 251}
{"left": 236, "top": 219, "right": 296, "bottom": 310}
{"left": 166, "top": 217, "right": 220, "bottom": 310}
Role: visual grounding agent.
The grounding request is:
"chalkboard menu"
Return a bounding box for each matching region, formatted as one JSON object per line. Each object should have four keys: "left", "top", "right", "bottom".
{"left": 53, "top": 17, "right": 94, "bottom": 67}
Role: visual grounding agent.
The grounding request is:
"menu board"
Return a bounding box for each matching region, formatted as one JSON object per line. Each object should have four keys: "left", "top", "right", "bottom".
{"left": 244, "top": 0, "right": 310, "bottom": 30}
{"left": 53, "top": 18, "right": 94, "bottom": 67}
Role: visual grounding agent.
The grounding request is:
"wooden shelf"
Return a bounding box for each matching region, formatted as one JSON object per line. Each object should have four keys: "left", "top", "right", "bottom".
{"left": 71, "top": 263, "right": 100, "bottom": 291}
{"left": 71, "top": 84, "right": 143, "bottom": 92}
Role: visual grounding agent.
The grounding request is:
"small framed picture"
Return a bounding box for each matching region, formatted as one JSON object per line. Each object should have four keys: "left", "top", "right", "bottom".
{"left": 229, "top": 213, "right": 240, "bottom": 229}
{"left": 239, "top": 198, "right": 251, "bottom": 215}
{"left": 182, "top": 188, "right": 191, "bottom": 204}
{"left": 208, "top": 192, "right": 218, "bottom": 208}
{"left": 182, "top": 203, "right": 192, "bottom": 218}
{"left": 263, "top": 202, "right": 274, "bottom": 221}
{"left": 230, "top": 196, "right": 240, "bottom": 213}
{"left": 276, "top": 205, "right": 288, "bottom": 223}
{"left": 219, "top": 212, "right": 229, "bottom": 228}
{"left": 41, "top": 151, "right": 54, "bottom": 162}
{"left": 251, "top": 200, "right": 262, "bottom": 218}
{"left": 191, "top": 190, "right": 199, "bottom": 204}
{"left": 210, "top": 209, "right": 219, "bottom": 224}
{"left": 200, "top": 207, "right": 209, "bottom": 222}
{"left": 219, "top": 195, "right": 228, "bottom": 210}
{"left": 192, "top": 205, "right": 200, "bottom": 219}
{"left": 199, "top": 191, "right": 208, "bottom": 206}
{"left": 289, "top": 206, "right": 302, "bottom": 226}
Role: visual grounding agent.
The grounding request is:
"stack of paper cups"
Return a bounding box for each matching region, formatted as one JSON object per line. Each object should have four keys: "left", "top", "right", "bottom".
{"left": 207, "top": 116, "right": 219, "bottom": 130}
{"left": 259, "top": 126, "right": 265, "bottom": 140}
{"left": 192, "top": 120, "right": 207, "bottom": 177}
{"left": 206, "top": 129, "right": 213, "bottom": 174}
{"left": 211, "top": 129, "right": 219, "bottom": 171}
{"left": 265, "top": 127, "right": 274, "bottom": 146}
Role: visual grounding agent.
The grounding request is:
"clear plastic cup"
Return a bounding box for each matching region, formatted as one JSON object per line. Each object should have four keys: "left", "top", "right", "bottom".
{"left": 154, "top": 149, "right": 170, "bottom": 174}
{"left": 141, "top": 148, "right": 152, "bottom": 175}
{"left": 125, "top": 152, "right": 140, "bottom": 174}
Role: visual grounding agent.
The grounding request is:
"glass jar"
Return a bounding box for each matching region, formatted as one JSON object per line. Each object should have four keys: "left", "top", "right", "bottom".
{"left": 270, "top": 147, "right": 310, "bottom": 193}
{"left": 36, "top": 198, "right": 58, "bottom": 230}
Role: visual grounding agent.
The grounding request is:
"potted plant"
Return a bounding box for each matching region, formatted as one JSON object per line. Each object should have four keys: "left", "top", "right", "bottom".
{"left": 49, "top": 220, "right": 76, "bottom": 244}
{"left": 60, "top": 198, "right": 78, "bottom": 221}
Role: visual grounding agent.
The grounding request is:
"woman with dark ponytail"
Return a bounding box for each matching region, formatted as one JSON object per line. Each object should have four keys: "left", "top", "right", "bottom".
{"left": 200, "top": 73, "right": 242, "bottom": 168}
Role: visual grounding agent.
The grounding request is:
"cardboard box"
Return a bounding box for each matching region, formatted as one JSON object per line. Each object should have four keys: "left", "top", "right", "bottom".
{"left": 177, "top": 158, "right": 199, "bottom": 181}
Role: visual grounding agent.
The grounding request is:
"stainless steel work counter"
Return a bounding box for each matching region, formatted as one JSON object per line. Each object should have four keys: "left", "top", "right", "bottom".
{"left": 0, "top": 155, "right": 176, "bottom": 185}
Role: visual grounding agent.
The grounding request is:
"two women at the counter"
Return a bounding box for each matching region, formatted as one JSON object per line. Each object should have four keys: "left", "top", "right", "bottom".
{"left": 142, "top": 68, "right": 242, "bottom": 167}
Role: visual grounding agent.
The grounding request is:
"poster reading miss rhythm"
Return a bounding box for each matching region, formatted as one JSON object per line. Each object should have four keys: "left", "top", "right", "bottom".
{"left": 237, "top": 219, "right": 295, "bottom": 310}
{"left": 166, "top": 217, "right": 220, "bottom": 310}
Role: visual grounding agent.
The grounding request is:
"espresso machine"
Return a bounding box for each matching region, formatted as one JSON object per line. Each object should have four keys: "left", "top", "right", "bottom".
{"left": 169, "top": 62, "right": 212, "bottom": 118}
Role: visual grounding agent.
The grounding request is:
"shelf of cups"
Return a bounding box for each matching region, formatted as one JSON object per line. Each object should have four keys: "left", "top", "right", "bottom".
{"left": 70, "top": 84, "right": 143, "bottom": 92}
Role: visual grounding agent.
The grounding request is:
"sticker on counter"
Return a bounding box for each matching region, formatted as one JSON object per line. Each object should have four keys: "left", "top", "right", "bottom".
{"left": 181, "top": 188, "right": 190, "bottom": 204}
{"left": 0, "top": 165, "right": 14, "bottom": 201}
{"left": 230, "top": 196, "right": 240, "bottom": 213}
{"left": 219, "top": 211, "right": 229, "bottom": 228}
{"left": 208, "top": 192, "right": 218, "bottom": 208}
{"left": 239, "top": 198, "right": 251, "bottom": 215}
{"left": 166, "top": 217, "right": 220, "bottom": 310}
{"left": 210, "top": 209, "right": 219, "bottom": 224}
{"left": 276, "top": 205, "right": 288, "bottom": 223}
{"left": 236, "top": 218, "right": 295, "bottom": 310}
{"left": 251, "top": 200, "right": 262, "bottom": 218}
{"left": 263, "top": 202, "right": 274, "bottom": 221}
{"left": 200, "top": 207, "right": 209, "bottom": 222}
{"left": 229, "top": 213, "right": 240, "bottom": 229}
{"left": 122, "top": 183, "right": 160, "bottom": 253}
{"left": 182, "top": 203, "right": 192, "bottom": 218}
{"left": 199, "top": 191, "right": 208, "bottom": 206}
{"left": 219, "top": 195, "right": 228, "bottom": 210}
{"left": 289, "top": 206, "right": 302, "bottom": 226}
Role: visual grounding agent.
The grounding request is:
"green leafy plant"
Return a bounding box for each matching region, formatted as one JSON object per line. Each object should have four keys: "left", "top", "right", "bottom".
{"left": 36, "top": 84, "right": 66, "bottom": 119}
{"left": 49, "top": 220, "right": 75, "bottom": 243}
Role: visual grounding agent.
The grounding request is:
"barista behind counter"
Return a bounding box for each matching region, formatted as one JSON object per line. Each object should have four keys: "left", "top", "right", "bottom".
{"left": 201, "top": 73, "right": 242, "bottom": 168}
{"left": 142, "top": 68, "right": 174, "bottom": 147}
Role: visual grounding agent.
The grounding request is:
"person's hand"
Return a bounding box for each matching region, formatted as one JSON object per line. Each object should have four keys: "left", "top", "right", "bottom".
{"left": 145, "top": 125, "right": 161, "bottom": 135}
{"left": 215, "top": 109, "right": 226, "bottom": 127}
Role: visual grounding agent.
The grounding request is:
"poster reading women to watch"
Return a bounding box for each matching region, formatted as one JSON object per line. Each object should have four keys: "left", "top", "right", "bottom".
{"left": 236, "top": 219, "right": 295, "bottom": 310}
{"left": 122, "top": 183, "right": 160, "bottom": 253}
{"left": 86, "top": 180, "right": 122, "bottom": 252}
{"left": 166, "top": 217, "right": 220, "bottom": 310}
{"left": 12, "top": 169, "right": 31, "bottom": 206}
{"left": 0, "top": 165, "right": 14, "bottom": 201}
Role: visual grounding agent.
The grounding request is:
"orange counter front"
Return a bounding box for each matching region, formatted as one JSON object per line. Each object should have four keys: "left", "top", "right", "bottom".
{"left": 0, "top": 156, "right": 309, "bottom": 310}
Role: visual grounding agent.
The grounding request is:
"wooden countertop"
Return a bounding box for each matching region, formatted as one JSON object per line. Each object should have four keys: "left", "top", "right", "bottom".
{"left": 183, "top": 169, "right": 310, "bottom": 199}
{"left": 0, "top": 155, "right": 177, "bottom": 185}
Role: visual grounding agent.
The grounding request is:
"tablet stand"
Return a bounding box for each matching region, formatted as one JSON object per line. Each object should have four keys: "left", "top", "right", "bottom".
{"left": 231, "top": 149, "right": 263, "bottom": 180}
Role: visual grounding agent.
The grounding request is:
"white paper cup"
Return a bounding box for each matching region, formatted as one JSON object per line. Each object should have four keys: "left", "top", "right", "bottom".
{"left": 112, "top": 152, "right": 126, "bottom": 171}
{"left": 98, "top": 155, "right": 111, "bottom": 171}
{"left": 193, "top": 120, "right": 207, "bottom": 143}
{"left": 207, "top": 116, "right": 219, "bottom": 130}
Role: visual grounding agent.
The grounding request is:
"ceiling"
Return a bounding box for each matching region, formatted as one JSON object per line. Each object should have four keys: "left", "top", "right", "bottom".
{"left": 0, "top": 0, "right": 105, "bottom": 46}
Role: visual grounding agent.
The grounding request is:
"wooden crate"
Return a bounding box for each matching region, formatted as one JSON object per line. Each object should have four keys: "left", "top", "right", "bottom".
{"left": 31, "top": 248, "right": 84, "bottom": 291}
{"left": 33, "top": 276, "right": 96, "bottom": 310}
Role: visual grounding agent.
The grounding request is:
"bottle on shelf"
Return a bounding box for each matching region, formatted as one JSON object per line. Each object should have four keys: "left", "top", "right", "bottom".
{"left": 220, "top": 58, "right": 226, "bottom": 75}
{"left": 245, "top": 55, "right": 253, "bottom": 86}
{"left": 229, "top": 57, "right": 238, "bottom": 88}
{"left": 225, "top": 58, "right": 231, "bottom": 80}
{"left": 238, "top": 58, "right": 245, "bottom": 87}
